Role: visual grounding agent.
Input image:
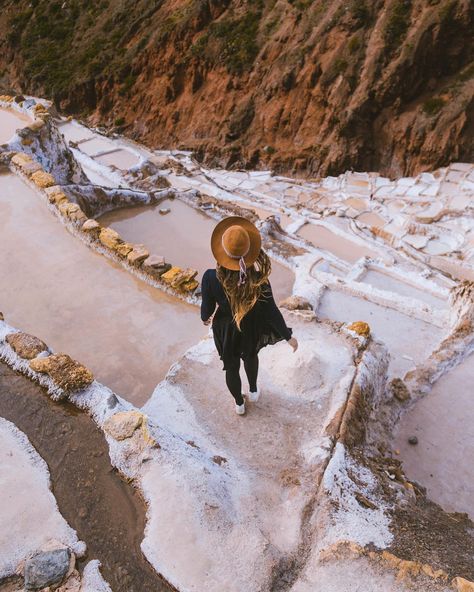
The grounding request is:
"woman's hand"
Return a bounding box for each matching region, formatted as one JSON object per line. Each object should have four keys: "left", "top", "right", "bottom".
{"left": 288, "top": 337, "right": 298, "bottom": 352}
{"left": 203, "top": 318, "right": 211, "bottom": 326}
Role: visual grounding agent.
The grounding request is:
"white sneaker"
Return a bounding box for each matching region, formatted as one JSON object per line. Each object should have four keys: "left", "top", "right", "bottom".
{"left": 235, "top": 402, "right": 246, "bottom": 415}
{"left": 248, "top": 389, "right": 260, "bottom": 403}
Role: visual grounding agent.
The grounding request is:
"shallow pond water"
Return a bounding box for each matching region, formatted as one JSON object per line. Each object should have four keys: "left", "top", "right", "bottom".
{"left": 298, "top": 223, "right": 378, "bottom": 263}
{"left": 318, "top": 290, "right": 445, "bottom": 377}
{"left": 394, "top": 355, "right": 474, "bottom": 518}
{"left": 98, "top": 200, "right": 295, "bottom": 301}
{"left": 361, "top": 270, "right": 447, "bottom": 309}
{"left": 0, "top": 108, "right": 30, "bottom": 144}
{"left": 0, "top": 173, "right": 205, "bottom": 406}
{"left": 96, "top": 149, "right": 139, "bottom": 170}
{"left": 59, "top": 121, "right": 141, "bottom": 171}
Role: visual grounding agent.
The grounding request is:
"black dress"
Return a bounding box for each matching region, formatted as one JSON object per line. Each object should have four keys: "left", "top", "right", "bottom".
{"left": 200, "top": 268, "right": 292, "bottom": 370}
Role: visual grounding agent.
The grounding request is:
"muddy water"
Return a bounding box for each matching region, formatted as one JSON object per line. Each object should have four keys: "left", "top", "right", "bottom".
{"left": 0, "top": 173, "right": 205, "bottom": 406}
{"left": 394, "top": 355, "right": 474, "bottom": 518}
{"left": 0, "top": 363, "right": 174, "bottom": 592}
{"left": 298, "top": 223, "right": 378, "bottom": 263}
{"left": 0, "top": 108, "right": 30, "bottom": 143}
{"left": 318, "top": 290, "right": 445, "bottom": 377}
{"left": 98, "top": 200, "right": 295, "bottom": 301}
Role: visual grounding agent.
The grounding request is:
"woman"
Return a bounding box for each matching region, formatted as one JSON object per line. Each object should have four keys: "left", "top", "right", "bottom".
{"left": 201, "top": 216, "right": 298, "bottom": 415}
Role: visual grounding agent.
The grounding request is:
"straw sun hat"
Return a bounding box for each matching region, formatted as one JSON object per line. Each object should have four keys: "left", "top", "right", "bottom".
{"left": 211, "top": 217, "right": 262, "bottom": 278}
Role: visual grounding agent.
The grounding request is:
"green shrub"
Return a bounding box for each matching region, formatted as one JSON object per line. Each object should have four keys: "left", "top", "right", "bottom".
{"left": 119, "top": 73, "right": 137, "bottom": 96}
{"left": 321, "top": 57, "right": 348, "bottom": 86}
{"left": 348, "top": 35, "right": 361, "bottom": 54}
{"left": 350, "top": 1, "right": 371, "bottom": 26}
{"left": 384, "top": 0, "right": 412, "bottom": 51}
{"left": 289, "top": 0, "right": 314, "bottom": 9}
{"left": 212, "top": 12, "right": 261, "bottom": 74}
{"left": 422, "top": 97, "right": 446, "bottom": 115}
{"left": 114, "top": 117, "right": 125, "bottom": 126}
{"left": 7, "top": 9, "right": 33, "bottom": 45}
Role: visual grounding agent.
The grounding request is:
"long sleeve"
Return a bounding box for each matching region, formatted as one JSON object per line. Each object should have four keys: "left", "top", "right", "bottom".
{"left": 201, "top": 269, "right": 217, "bottom": 321}
{"left": 263, "top": 282, "right": 292, "bottom": 341}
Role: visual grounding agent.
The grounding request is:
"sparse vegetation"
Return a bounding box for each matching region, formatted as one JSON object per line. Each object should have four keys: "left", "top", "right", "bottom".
{"left": 7, "top": 0, "right": 149, "bottom": 98}
{"left": 348, "top": 35, "right": 362, "bottom": 54}
{"left": 422, "top": 97, "right": 446, "bottom": 115}
{"left": 350, "top": 1, "right": 371, "bottom": 26}
{"left": 383, "top": 0, "right": 412, "bottom": 51}
{"left": 289, "top": 0, "right": 314, "bottom": 9}
{"left": 321, "top": 57, "right": 348, "bottom": 86}
{"left": 190, "top": 9, "right": 262, "bottom": 74}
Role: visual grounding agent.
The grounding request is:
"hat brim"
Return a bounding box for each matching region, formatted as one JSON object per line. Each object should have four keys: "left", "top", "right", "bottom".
{"left": 211, "top": 216, "right": 262, "bottom": 271}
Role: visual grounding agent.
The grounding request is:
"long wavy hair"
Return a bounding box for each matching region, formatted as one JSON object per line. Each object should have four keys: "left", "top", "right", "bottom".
{"left": 217, "top": 249, "right": 271, "bottom": 330}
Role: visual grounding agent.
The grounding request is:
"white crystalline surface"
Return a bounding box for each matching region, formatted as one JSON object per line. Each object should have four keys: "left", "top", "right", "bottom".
{"left": 0, "top": 418, "right": 81, "bottom": 578}
{"left": 322, "top": 444, "right": 393, "bottom": 549}
{"left": 140, "top": 319, "right": 356, "bottom": 592}
{"left": 80, "top": 561, "right": 113, "bottom": 592}
{"left": 290, "top": 556, "right": 452, "bottom": 592}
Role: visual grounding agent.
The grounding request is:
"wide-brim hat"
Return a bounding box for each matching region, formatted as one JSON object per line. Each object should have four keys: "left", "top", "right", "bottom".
{"left": 211, "top": 216, "right": 262, "bottom": 271}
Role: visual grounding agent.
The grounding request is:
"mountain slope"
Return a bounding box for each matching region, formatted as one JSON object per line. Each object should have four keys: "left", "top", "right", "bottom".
{"left": 1, "top": 0, "right": 473, "bottom": 177}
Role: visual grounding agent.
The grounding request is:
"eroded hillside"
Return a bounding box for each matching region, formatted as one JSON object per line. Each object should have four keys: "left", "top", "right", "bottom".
{"left": 0, "top": 0, "right": 473, "bottom": 177}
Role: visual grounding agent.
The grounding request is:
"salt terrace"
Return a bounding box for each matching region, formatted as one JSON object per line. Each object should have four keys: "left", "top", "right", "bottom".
{"left": 0, "top": 95, "right": 473, "bottom": 592}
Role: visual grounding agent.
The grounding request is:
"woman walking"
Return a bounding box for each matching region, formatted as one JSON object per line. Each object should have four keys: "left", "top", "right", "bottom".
{"left": 201, "top": 216, "right": 298, "bottom": 415}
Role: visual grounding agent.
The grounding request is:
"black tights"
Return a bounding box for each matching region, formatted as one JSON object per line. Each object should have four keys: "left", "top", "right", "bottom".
{"left": 225, "top": 355, "right": 259, "bottom": 406}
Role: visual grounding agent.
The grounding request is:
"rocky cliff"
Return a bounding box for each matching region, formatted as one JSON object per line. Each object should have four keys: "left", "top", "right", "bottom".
{"left": 1, "top": 0, "right": 473, "bottom": 177}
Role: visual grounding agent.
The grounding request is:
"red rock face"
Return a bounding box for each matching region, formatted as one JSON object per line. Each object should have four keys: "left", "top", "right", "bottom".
{"left": 1, "top": 0, "right": 472, "bottom": 177}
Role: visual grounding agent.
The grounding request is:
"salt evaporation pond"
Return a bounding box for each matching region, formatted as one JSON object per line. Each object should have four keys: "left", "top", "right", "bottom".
{"left": 98, "top": 200, "right": 295, "bottom": 301}
{"left": 318, "top": 290, "right": 445, "bottom": 377}
{"left": 0, "top": 172, "right": 205, "bottom": 406}
{"left": 298, "top": 222, "right": 378, "bottom": 263}
{"left": 0, "top": 108, "right": 30, "bottom": 143}
{"left": 59, "top": 121, "right": 142, "bottom": 170}
{"left": 394, "top": 355, "right": 474, "bottom": 518}
{"left": 361, "top": 270, "right": 447, "bottom": 310}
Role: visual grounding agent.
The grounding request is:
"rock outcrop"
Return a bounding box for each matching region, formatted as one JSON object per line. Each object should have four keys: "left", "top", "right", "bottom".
{"left": 1, "top": 0, "right": 472, "bottom": 177}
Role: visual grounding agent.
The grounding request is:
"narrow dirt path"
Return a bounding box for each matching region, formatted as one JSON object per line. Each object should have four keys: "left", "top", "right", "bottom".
{"left": 0, "top": 363, "right": 174, "bottom": 592}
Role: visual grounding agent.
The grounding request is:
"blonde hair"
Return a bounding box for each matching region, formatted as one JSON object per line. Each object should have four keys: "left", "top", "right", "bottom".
{"left": 217, "top": 249, "right": 271, "bottom": 330}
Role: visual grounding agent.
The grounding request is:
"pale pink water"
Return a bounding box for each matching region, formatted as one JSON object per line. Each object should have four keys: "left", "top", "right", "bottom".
{"left": 0, "top": 108, "right": 30, "bottom": 143}
{"left": 298, "top": 223, "right": 378, "bottom": 263}
{"left": 394, "top": 355, "right": 474, "bottom": 517}
{"left": 0, "top": 173, "right": 205, "bottom": 406}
